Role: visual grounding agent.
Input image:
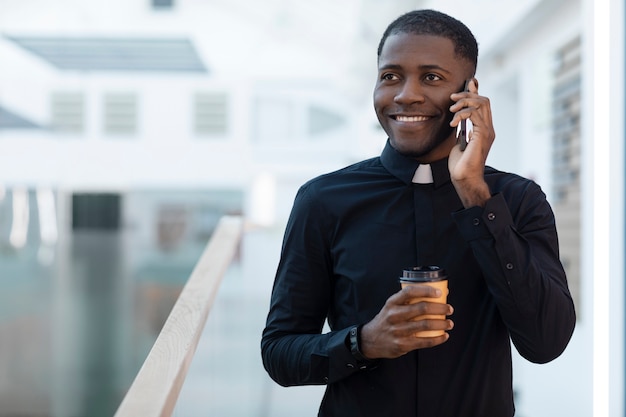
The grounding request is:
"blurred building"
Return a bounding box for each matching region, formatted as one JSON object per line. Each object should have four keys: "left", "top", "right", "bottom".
{"left": 0, "top": 1, "right": 414, "bottom": 415}
{"left": 0, "top": 0, "right": 402, "bottom": 196}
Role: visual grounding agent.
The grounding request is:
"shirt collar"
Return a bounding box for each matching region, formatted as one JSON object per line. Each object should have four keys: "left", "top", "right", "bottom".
{"left": 380, "top": 140, "right": 451, "bottom": 188}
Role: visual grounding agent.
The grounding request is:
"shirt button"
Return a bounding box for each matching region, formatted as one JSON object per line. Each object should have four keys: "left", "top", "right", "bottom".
{"left": 323, "top": 377, "right": 329, "bottom": 383}
{"left": 487, "top": 212, "right": 496, "bottom": 221}
{"left": 506, "top": 263, "right": 514, "bottom": 270}
{"left": 472, "top": 218, "right": 480, "bottom": 226}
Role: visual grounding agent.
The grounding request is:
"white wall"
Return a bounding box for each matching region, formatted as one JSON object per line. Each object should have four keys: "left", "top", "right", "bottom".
{"left": 580, "top": 0, "right": 625, "bottom": 415}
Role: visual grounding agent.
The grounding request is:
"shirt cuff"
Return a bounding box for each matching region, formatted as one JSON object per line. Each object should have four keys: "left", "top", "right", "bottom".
{"left": 326, "top": 326, "right": 378, "bottom": 383}
{"left": 452, "top": 193, "right": 514, "bottom": 241}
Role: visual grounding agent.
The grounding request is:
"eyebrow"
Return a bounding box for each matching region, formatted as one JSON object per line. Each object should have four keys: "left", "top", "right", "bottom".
{"left": 378, "top": 63, "right": 452, "bottom": 74}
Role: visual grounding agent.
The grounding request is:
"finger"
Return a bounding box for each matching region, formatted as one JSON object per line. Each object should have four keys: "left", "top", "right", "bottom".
{"left": 449, "top": 106, "right": 475, "bottom": 128}
{"left": 408, "top": 317, "right": 455, "bottom": 334}
{"left": 450, "top": 97, "right": 492, "bottom": 132}
{"left": 449, "top": 78, "right": 478, "bottom": 102}
{"left": 468, "top": 77, "right": 478, "bottom": 93}
{"left": 404, "top": 301, "right": 454, "bottom": 317}
{"left": 374, "top": 316, "right": 453, "bottom": 357}
{"left": 404, "top": 324, "right": 453, "bottom": 350}
{"left": 449, "top": 95, "right": 485, "bottom": 113}
{"left": 417, "top": 332, "right": 450, "bottom": 347}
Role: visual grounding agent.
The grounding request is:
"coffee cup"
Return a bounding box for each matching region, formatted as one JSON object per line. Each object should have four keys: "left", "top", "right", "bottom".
{"left": 399, "top": 266, "right": 449, "bottom": 337}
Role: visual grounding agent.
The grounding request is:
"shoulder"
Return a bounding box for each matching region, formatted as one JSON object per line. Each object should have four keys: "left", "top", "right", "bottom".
{"left": 484, "top": 166, "right": 544, "bottom": 197}
{"left": 289, "top": 156, "right": 388, "bottom": 222}
{"left": 484, "top": 166, "right": 553, "bottom": 222}
{"left": 298, "top": 156, "right": 384, "bottom": 195}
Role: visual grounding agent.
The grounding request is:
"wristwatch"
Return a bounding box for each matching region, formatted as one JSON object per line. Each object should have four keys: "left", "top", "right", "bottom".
{"left": 348, "top": 325, "right": 377, "bottom": 369}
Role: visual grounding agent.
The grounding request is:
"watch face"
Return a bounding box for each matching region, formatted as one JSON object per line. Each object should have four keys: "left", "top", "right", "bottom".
{"left": 349, "top": 325, "right": 369, "bottom": 366}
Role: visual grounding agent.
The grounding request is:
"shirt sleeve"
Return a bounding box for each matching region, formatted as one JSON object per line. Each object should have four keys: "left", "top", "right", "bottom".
{"left": 261, "top": 184, "right": 370, "bottom": 387}
{"left": 452, "top": 188, "right": 576, "bottom": 364}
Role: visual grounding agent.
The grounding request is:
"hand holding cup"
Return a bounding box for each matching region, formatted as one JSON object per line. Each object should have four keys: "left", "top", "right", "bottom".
{"left": 399, "top": 266, "right": 450, "bottom": 337}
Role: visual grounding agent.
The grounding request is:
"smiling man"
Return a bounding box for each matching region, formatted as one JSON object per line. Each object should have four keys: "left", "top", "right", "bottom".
{"left": 261, "top": 9, "right": 575, "bottom": 417}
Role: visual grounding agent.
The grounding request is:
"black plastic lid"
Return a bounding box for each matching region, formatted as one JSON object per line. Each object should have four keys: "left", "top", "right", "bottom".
{"left": 399, "top": 265, "right": 447, "bottom": 282}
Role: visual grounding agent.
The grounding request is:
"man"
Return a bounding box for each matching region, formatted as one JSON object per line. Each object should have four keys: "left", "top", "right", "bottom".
{"left": 261, "top": 9, "right": 575, "bottom": 417}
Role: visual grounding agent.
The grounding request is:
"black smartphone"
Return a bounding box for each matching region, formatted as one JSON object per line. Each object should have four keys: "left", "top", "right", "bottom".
{"left": 456, "top": 79, "right": 472, "bottom": 151}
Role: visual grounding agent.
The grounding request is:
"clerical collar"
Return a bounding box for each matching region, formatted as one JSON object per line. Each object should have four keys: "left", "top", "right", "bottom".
{"left": 379, "top": 140, "right": 451, "bottom": 188}
{"left": 412, "top": 164, "right": 433, "bottom": 184}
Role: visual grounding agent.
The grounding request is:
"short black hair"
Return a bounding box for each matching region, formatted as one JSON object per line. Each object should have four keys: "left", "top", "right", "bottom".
{"left": 377, "top": 9, "right": 478, "bottom": 72}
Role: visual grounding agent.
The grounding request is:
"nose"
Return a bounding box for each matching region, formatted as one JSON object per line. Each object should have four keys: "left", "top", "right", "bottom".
{"left": 394, "top": 79, "right": 425, "bottom": 105}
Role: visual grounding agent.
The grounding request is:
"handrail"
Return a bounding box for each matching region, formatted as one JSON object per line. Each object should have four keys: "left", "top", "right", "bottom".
{"left": 114, "top": 215, "right": 243, "bottom": 417}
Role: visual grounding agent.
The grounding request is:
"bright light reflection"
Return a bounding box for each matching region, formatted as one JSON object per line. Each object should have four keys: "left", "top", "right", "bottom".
{"left": 36, "top": 188, "right": 58, "bottom": 245}
{"left": 249, "top": 172, "right": 276, "bottom": 227}
{"left": 9, "top": 187, "right": 29, "bottom": 249}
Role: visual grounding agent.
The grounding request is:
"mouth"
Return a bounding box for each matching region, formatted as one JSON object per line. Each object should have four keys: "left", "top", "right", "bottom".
{"left": 391, "top": 115, "right": 431, "bottom": 122}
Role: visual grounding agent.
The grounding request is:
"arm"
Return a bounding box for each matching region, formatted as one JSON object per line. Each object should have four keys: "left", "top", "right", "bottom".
{"left": 261, "top": 185, "right": 362, "bottom": 386}
{"left": 448, "top": 78, "right": 493, "bottom": 209}
{"left": 453, "top": 186, "right": 576, "bottom": 363}
{"left": 448, "top": 78, "right": 575, "bottom": 362}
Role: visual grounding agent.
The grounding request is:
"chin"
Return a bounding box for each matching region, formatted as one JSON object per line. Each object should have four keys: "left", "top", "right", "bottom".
{"left": 389, "top": 137, "right": 432, "bottom": 158}
{"left": 389, "top": 132, "right": 455, "bottom": 161}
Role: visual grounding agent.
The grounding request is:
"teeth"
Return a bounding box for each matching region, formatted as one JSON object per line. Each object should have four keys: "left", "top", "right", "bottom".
{"left": 396, "top": 115, "right": 428, "bottom": 122}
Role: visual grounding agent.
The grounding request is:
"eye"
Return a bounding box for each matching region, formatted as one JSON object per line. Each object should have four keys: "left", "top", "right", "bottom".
{"left": 424, "top": 73, "right": 442, "bottom": 82}
{"left": 381, "top": 73, "right": 400, "bottom": 81}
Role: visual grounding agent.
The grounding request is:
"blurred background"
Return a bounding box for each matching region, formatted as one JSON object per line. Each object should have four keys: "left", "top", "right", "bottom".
{"left": 0, "top": 0, "right": 623, "bottom": 416}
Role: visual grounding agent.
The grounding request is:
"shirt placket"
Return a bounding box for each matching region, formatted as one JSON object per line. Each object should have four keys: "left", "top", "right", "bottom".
{"left": 412, "top": 184, "right": 435, "bottom": 266}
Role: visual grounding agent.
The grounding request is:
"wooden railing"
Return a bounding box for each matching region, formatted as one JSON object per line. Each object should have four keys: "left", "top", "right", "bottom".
{"left": 114, "top": 215, "right": 243, "bottom": 417}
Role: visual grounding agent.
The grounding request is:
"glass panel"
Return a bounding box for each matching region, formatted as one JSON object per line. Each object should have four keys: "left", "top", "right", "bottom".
{"left": 0, "top": 187, "right": 242, "bottom": 417}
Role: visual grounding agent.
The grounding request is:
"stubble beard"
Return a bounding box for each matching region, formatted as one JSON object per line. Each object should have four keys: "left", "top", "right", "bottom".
{"left": 389, "top": 114, "right": 455, "bottom": 159}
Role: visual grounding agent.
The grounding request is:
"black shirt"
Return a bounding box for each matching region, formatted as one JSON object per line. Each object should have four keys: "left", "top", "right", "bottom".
{"left": 261, "top": 141, "right": 576, "bottom": 417}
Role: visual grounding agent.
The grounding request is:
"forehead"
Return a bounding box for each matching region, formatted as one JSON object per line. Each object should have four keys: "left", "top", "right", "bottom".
{"left": 378, "top": 33, "right": 459, "bottom": 70}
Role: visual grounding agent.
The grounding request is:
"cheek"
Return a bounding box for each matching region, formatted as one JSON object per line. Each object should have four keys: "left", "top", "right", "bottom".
{"left": 373, "top": 86, "right": 391, "bottom": 110}
{"left": 435, "top": 90, "right": 455, "bottom": 107}
{"left": 434, "top": 94, "right": 455, "bottom": 122}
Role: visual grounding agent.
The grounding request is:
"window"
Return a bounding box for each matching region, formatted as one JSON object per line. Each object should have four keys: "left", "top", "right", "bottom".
{"left": 307, "top": 104, "right": 345, "bottom": 136}
{"left": 194, "top": 93, "right": 229, "bottom": 137}
{"left": 152, "top": 0, "right": 174, "bottom": 9}
{"left": 551, "top": 35, "right": 581, "bottom": 312}
{"left": 51, "top": 92, "right": 84, "bottom": 134}
{"left": 104, "top": 93, "right": 138, "bottom": 136}
{"left": 72, "top": 193, "right": 122, "bottom": 231}
{"left": 552, "top": 36, "right": 581, "bottom": 203}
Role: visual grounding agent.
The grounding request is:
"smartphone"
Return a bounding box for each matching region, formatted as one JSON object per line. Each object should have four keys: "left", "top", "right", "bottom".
{"left": 456, "top": 79, "right": 473, "bottom": 151}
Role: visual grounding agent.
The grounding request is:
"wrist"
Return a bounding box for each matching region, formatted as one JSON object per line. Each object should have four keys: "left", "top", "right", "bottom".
{"left": 452, "top": 178, "right": 491, "bottom": 208}
{"left": 347, "top": 325, "right": 378, "bottom": 369}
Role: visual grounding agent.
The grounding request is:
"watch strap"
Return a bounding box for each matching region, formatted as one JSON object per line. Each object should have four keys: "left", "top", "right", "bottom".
{"left": 349, "top": 325, "right": 373, "bottom": 367}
